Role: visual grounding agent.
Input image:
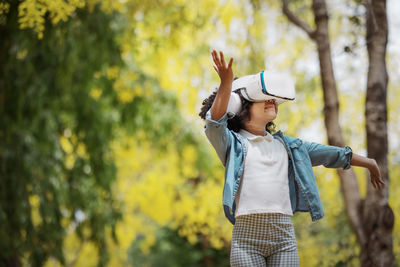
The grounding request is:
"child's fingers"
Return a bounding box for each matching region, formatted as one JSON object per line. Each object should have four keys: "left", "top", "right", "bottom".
{"left": 370, "top": 178, "right": 375, "bottom": 188}
{"left": 378, "top": 180, "right": 383, "bottom": 190}
{"left": 213, "top": 65, "right": 219, "bottom": 73}
{"left": 373, "top": 173, "right": 385, "bottom": 188}
{"left": 372, "top": 177, "right": 383, "bottom": 190}
{"left": 228, "top": 57, "right": 233, "bottom": 69}
{"left": 211, "top": 51, "right": 218, "bottom": 65}
{"left": 378, "top": 179, "right": 385, "bottom": 190}
{"left": 211, "top": 50, "right": 217, "bottom": 63}
{"left": 212, "top": 50, "right": 221, "bottom": 67}
{"left": 220, "top": 51, "right": 226, "bottom": 67}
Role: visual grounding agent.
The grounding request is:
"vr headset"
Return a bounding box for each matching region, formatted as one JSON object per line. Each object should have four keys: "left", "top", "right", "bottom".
{"left": 226, "top": 70, "right": 295, "bottom": 116}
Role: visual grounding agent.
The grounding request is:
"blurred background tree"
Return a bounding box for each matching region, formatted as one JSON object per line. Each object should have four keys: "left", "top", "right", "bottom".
{"left": 0, "top": 0, "right": 399, "bottom": 266}
{"left": 0, "top": 1, "right": 126, "bottom": 266}
{"left": 282, "top": 0, "right": 394, "bottom": 265}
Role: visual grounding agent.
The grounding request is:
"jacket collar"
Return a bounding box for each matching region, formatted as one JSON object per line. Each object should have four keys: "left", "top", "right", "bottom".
{"left": 239, "top": 129, "right": 273, "bottom": 142}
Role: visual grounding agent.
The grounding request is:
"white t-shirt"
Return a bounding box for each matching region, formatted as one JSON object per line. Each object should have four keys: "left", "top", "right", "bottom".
{"left": 235, "top": 129, "right": 293, "bottom": 217}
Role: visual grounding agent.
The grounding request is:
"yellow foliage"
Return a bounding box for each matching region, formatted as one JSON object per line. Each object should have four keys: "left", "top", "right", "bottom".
{"left": 99, "top": 0, "right": 125, "bottom": 14}
{"left": 59, "top": 132, "right": 88, "bottom": 169}
{"left": 112, "top": 71, "right": 143, "bottom": 103}
{"left": 76, "top": 142, "right": 88, "bottom": 158}
{"left": 18, "top": 0, "right": 82, "bottom": 38}
{"left": 219, "top": 2, "right": 240, "bottom": 31}
{"left": 91, "top": 130, "right": 232, "bottom": 264}
{"left": 18, "top": 0, "right": 46, "bottom": 38}
{"left": 16, "top": 0, "right": 126, "bottom": 39}
{"left": 65, "top": 154, "right": 76, "bottom": 169}
{"left": 182, "top": 145, "right": 198, "bottom": 177}
{"left": 0, "top": 2, "right": 10, "bottom": 15}
{"left": 89, "top": 87, "right": 102, "bottom": 100}
{"left": 46, "top": 230, "right": 101, "bottom": 267}
{"left": 63, "top": 232, "right": 99, "bottom": 267}
{"left": 107, "top": 66, "right": 120, "bottom": 80}
{"left": 16, "top": 49, "right": 28, "bottom": 60}
{"left": 29, "top": 195, "right": 42, "bottom": 227}
{"left": 117, "top": 89, "right": 135, "bottom": 103}
{"left": 60, "top": 136, "right": 73, "bottom": 154}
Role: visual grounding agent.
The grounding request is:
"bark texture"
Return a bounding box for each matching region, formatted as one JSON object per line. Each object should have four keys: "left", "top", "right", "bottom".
{"left": 282, "top": 0, "right": 394, "bottom": 266}
{"left": 363, "top": 0, "right": 394, "bottom": 266}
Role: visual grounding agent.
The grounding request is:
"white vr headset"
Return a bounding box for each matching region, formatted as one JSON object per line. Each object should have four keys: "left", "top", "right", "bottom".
{"left": 226, "top": 70, "right": 295, "bottom": 116}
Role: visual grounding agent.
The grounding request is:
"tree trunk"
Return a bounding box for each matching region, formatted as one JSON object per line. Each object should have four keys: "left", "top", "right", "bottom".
{"left": 310, "top": 0, "right": 366, "bottom": 245}
{"left": 0, "top": 2, "right": 22, "bottom": 267}
{"left": 282, "top": 0, "right": 394, "bottom": 265}
{"left": 362, "top": 0, "right": 394, "bottom": 266}
{"left": 0, "top": 255, "right": 21, "bottom": 267}
{"left": 283, "top": 0, "right": 365, "bottom": 245}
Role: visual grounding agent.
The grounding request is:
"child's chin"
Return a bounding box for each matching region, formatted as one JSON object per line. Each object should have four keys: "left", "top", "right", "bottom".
{"left": 262, "top": 112, "right": 277, "bottom": 121}
{"left": 264, "top": 109, "right": 277, "bottom": 116}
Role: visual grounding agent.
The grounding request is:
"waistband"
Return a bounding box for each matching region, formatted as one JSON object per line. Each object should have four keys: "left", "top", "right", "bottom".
{"left": 235, "top": 212, "right": 292, "bottom": 225}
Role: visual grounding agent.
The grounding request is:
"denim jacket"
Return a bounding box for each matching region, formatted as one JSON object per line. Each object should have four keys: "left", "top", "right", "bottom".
{"left": 204, "top": 109, "right": 353, "bottom": 225}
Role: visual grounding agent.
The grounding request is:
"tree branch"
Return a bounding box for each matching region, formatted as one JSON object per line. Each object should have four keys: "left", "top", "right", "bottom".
{"left": 282, "top": 0, "right": 316, "bottom": 40}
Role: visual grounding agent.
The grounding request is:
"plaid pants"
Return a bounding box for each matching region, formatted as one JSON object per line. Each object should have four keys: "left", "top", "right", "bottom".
{"left": 230, "top": 213, "right": 299, "bottom": 267}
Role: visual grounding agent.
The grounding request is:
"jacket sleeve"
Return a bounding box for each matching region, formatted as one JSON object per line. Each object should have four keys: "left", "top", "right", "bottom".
{"left": 303, "top": 141, "right": 353, "bottom": 170}
{"left": 204, "top": 109, "right": 232, "bottom": 166}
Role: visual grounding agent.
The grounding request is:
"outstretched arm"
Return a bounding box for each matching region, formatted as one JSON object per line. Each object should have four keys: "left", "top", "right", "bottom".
{"left": 351, "top": 153, "right": 385, "bottom": 190}
{"left": 210, "top": 50, "right": 234, "bottom": 121}
{"left": 304, "top": 141, "right": 384, "bottom": 191}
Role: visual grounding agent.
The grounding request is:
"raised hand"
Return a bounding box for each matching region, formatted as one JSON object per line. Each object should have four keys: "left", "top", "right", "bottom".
{"left": 211, "top": 50, "right": 234, "bottom": 85}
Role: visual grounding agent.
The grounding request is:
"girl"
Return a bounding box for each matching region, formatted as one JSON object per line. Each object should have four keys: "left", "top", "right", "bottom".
{"left": 199, "top": 50, "right": 384, "bottom": 267}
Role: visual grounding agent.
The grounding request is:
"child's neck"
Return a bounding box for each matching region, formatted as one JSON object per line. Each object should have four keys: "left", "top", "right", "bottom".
{"left": 244, "top": 123, "right": 267, "bottom": 136}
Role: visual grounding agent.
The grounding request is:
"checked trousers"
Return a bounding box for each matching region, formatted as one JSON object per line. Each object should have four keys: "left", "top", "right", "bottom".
{"left": 230, "top": 213, "right": 299, "bottom": 267}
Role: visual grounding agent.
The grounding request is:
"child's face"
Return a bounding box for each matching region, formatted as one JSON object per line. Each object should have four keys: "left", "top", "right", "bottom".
{"left": 249, "top": 99, "right": 278, "bottom": 123}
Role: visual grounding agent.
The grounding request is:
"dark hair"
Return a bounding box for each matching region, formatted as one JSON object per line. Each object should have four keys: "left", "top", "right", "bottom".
{"left": 199, "top": 87, "right": 276, "bottom": 134}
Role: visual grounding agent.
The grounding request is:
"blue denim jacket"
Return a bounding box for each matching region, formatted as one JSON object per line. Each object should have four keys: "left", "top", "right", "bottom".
{"left": 204, "top": 109, "right": 353, "bottom": 225}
